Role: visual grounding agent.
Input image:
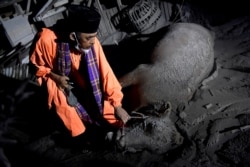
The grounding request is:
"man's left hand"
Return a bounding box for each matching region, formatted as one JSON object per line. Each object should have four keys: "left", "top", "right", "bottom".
{"left": 114, "top": 106, "right": 130, "bottom": 124}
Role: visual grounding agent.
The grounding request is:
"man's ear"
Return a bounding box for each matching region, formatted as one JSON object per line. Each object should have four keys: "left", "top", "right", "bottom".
{"left": 69, "top": 32, "right": 76, "bottom": 41}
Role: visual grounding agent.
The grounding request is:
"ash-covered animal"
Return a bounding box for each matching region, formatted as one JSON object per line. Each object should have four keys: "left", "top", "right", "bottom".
{"left": 113, "top": 101, "right": 184, "bottom": 154}
{"left": 119, "top": 22, "right": 215, "bottom": 110}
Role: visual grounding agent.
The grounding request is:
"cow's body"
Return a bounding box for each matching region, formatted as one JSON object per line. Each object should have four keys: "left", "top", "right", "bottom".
{"left": 119, "top": 23, "right": 215, "bottom": 110}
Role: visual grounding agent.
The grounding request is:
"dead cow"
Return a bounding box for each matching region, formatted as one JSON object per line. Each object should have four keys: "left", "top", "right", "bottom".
{"left": 114, "top": 101, "right": 184, "bottom": 154}
{"left": 119, "top": 22, "right": 215, "bottom": 110}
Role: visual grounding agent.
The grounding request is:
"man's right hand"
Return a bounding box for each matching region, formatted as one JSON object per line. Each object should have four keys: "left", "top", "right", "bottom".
{"left": 49, "top": 72, "right": 70, "bottom": 90}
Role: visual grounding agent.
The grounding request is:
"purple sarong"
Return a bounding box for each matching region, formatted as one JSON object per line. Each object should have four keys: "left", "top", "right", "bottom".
{"left": 84, "top": 47, "right": 103, "bottom": 114}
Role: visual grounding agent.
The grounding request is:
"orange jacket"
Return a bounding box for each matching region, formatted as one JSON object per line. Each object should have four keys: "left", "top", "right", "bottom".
{"left": 30, "top": 28, "right": 123, "bottom": 136}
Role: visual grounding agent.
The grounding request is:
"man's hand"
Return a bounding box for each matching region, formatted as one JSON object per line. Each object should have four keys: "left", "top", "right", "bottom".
{"left": 114, "top": 106, "right": 130, "bottom": 124}
{"left": 49, "top": 71, "right": 69, "bottom": 90}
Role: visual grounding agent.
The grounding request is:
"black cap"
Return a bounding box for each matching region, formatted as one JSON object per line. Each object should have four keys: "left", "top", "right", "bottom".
{"left": 67, "top": 5, "right": 101, "bottom": 33}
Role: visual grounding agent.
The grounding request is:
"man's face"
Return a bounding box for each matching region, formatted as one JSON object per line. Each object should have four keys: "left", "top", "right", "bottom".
{"left": 75, "top": 32, "right": 97, "bottom": 50}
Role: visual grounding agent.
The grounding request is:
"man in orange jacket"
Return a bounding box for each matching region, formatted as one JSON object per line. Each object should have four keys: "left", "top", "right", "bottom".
{"left": 30, "top": 4, "right": 130, "bottom": 146}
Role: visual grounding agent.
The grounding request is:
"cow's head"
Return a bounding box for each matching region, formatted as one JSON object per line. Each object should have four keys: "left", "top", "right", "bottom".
{"left": 111, "top": 101, "right": 184, "bottom": 154}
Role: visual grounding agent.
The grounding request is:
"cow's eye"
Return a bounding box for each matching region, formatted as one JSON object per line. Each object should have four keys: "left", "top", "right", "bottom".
{"left": 145, "top": 122, "right": 156, "bottom": 133}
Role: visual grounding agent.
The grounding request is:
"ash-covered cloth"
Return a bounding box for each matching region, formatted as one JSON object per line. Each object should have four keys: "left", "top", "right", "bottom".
{"left": 57, "top": 42, "right": 93, "bottom": 124}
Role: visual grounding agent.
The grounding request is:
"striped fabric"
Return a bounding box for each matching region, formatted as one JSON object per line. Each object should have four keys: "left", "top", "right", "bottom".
{"left": 57, "top": 42, "right": 93, "bottom": 124}
{"left": 57, "top": 43, "right": 71, "bottom": 76}
{"left": 75, "top": 103, "right": 93, "bottom": 123}
{"left": 84, "top": 47, "right": 103, "bottom": 114}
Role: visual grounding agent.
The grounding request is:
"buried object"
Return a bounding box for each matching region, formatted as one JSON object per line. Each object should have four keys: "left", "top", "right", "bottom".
{"left": 119, "top": 22, "right": 215, "bottom": 110}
